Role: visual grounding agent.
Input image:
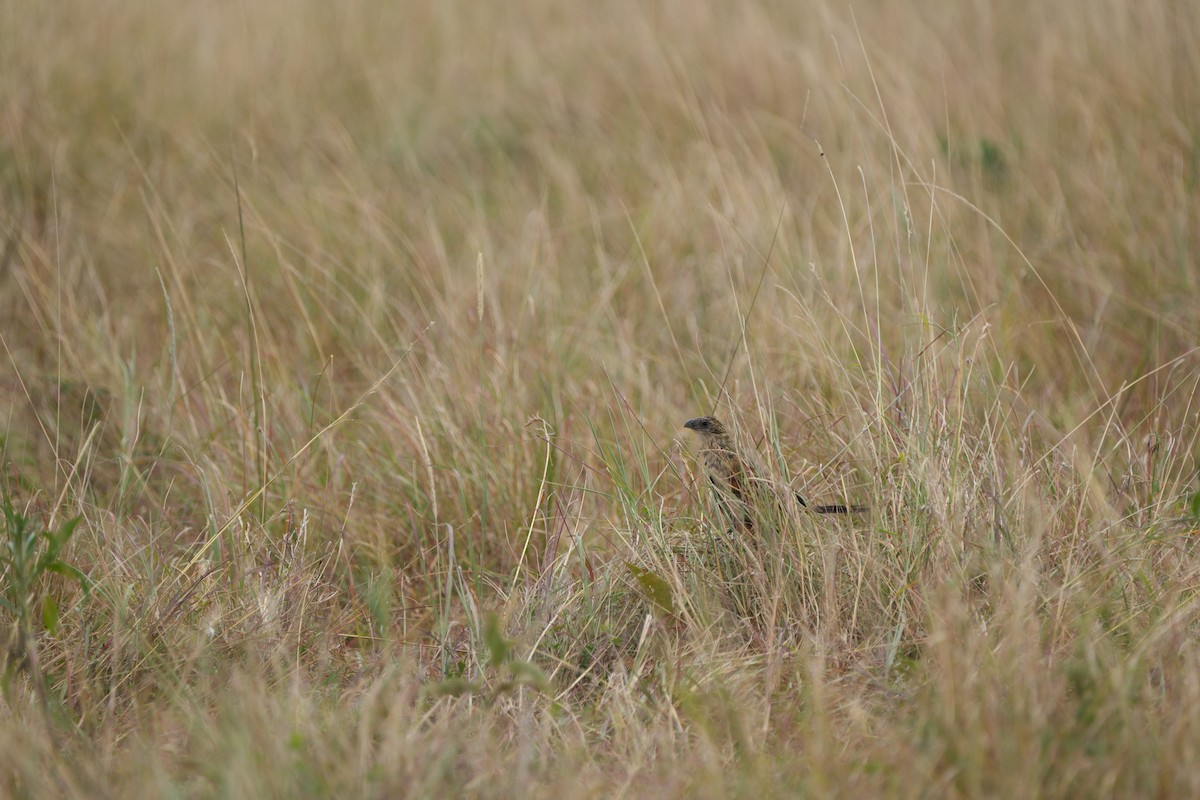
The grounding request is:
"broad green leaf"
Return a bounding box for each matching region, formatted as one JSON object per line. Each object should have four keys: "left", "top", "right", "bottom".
{"left": 42, "top": 561, "right": 91, "bottom": 593}
{"left": 427, "top": 677, "right": 481, "bottom": 698}
{"left": 40, "top": 517, "right": 79, "bottom": 563}
{"left": 507, "top": 660, "right": 549, "bottom": 691}
{"left": 41, "top": 595, "right": 59, "bottom": 635}
{"left": 483, "top": 613, "right": 510, "bottom": 667}
{"left": 625, "top": 562, "right": 675, "bottom": 616}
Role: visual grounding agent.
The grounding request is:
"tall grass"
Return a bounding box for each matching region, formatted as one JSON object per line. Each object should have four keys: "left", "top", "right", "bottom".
{"left": 1, "top": 0, "right": 1198, "bottom": 795}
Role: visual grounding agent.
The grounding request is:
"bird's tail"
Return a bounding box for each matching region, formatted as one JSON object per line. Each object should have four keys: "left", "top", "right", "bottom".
{"left": 796, "top": 491, "right": 867, "bottom": 514}
{"left": 811, "top": 504, "right": 868, "bottom": 514}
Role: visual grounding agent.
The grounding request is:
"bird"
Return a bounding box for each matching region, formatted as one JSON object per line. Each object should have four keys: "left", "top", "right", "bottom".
{"left": 683, "top": 415, "right": 865, "bottom": 531}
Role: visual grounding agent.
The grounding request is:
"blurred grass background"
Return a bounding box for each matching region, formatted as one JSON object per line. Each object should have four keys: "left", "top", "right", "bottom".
{"left": 1, "top": 0, "right": 1198, "bottom": 796}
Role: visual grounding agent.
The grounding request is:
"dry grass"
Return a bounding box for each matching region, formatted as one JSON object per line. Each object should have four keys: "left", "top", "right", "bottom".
{"left": 1, "top": 0, "right": 1199, "bottom": 796}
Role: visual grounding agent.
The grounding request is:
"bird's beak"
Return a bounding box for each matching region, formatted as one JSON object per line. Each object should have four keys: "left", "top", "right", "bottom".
{"left": 683, "top": 418, "right": 701, "bottom": 430}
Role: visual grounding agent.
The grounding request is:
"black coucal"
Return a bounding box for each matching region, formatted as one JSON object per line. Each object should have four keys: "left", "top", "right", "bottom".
{"left": 683, "top": 416, "right": 865, "bottom": 532}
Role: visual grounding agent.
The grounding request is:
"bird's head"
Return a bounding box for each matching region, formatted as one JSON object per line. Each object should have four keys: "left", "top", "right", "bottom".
{"left": 683, "top": 416, "right": 727, "bottom": 437}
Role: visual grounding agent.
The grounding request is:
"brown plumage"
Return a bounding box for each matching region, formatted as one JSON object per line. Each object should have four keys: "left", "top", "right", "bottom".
{"left": 683, "top": 416, "right": 864, "bottom": 531}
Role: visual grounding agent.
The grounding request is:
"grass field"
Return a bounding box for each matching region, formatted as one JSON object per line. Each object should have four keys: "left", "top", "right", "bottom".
{"left": 2, "top": 0, "right": 1199, "bottom": 796}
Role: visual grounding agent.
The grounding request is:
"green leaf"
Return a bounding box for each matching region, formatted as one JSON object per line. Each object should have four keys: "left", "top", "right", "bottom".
{"left": 41, "top": 595, "right": 59, "bottom": 635}
{"left": 42, "top": 561, "right": 91, "bottom": 593}
{"left": 42, "top": 515, "right": 82, "bottom": 561}
{"left": 427, "top": 677, "right": 481, "bottom": 698}
{"left": 507, "top": 660, "right": 550, "bottom": 691}
{"left": 625, "top": 562, "right": 675, "bottom": 616}
{"left": 483, "top": 613, "right": 510, "bottom": 667}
